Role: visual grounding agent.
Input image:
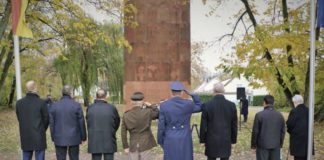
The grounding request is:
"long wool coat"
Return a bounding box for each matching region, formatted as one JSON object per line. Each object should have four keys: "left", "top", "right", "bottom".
{"left": 157, "top": 94, "right": 201, "bottom": 160}
{"left": 16, "top": 93, "right": 49, "bottom": 151}
{"left": 286, "top": 104, "right": 310, "bottom": 157}
{"left": 87, "top": 100, "right": 120, "bottom": 154}
{"left": 199, "top": 95, "right": 238, "bottom": 158}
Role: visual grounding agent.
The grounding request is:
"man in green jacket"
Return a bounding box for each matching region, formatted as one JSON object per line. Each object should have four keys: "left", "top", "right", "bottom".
{"left": 121, "top": 92, "right": 159, "bottom": 160}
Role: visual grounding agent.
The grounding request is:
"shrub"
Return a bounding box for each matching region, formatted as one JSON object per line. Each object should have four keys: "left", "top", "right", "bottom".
{"left": 198, "top": 94, "right": 213, "bottom": 103}
{"left": 252, "top": 95, "right": 265, "bottom": 106}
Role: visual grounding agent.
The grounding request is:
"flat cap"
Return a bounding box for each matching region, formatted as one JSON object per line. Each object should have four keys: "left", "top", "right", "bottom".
{"left": 170, "top": 81, "right": 185, "bottom": 91}
{"left": 131, "top": 92, "right": 144, "bottom": 101}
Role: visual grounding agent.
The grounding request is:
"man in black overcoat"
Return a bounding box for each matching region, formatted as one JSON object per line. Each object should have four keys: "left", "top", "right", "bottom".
{"left": 87, "top": 89, "right": 120, "bottom": 160}
{"left": 16, "top": 81, "right": 49, "bottom": 160}
{"left": 286, "top": 94, "right": 313, "bottom": 160}
{"left": 49, "top": 85, "right": 87, "bottom": 160}
{"left": 199, "top": 82, "right": 238, "bottom": 160}
{"left": 240, "top": 95, "right": 249, "bottom": 122}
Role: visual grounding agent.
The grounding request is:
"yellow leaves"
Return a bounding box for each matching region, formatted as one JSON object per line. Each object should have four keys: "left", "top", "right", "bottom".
{"left": 72, "top": 22, "right": 85, "bottom": 30}
{"left": 0, "top": 39, "right": 12, "bottom": 49}
{"left": 117, "top": 36, "right": 132, "bottom": 53}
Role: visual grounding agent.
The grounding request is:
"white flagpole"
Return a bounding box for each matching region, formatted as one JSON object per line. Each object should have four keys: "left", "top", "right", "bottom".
{"left": 307, "top": 0, "right": 316, "bottom": 159}
{"left": 13, "top": 35, "right": 22, "bottom": 100}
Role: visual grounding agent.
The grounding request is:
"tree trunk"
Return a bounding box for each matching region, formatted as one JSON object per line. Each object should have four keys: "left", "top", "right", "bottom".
{"left": 80, "top": 49, "right": 90, "bottom": 107}
{"left": 0, "top": 32, "right": 12, "bottom": 65}
{"left": 0, "top": 50, "right": 14, "bottom": 96}
{"left": 8, "top": 76, "right": 16, "bottom": 108}
{"left": 282, "top": 0, "right": 299, "bottom": 95}
{"left": 0, "top": 0, "right": 11, "bottom": 41}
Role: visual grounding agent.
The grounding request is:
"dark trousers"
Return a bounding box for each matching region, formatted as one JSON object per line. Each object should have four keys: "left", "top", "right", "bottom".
{"left": 294, "top": 156, "right": 307, "bottom": 160}
{"left": 256, "top": 148, "right": 280, "bottom": 160}
{"left": 243, "top": 114, "right": 248, "bottom": 122}
{"left": 207, "top": 157, "right": 229, "bottom": 160}
{"left": 23, "top": 150, "right": 45, "bottom": 160}
{"left": 55, "top": 145, "right": 79, "bottom": 160}
{"left": 92, "top": 153, "right": 114, "bottom": 160}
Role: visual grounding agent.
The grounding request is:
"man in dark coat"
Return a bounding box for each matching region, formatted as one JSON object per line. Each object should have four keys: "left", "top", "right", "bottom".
{"left": 49, "top": 85, "right": 87, "bottom": 160}
{"left": 286, "top": 94, "right": 313, "bottom": 160}
{"left": 45, "top": 94, "right": 53, "bottom": 110}
{"left": 157, "top": 81, "right": 202, "bottom": 160}
{"left": 251, "top": 95, "right": 285, "bottom": 160}
{"left": 16, "top": 81, "right": 49, "bottom": 160}
{"left": 87, "top": 89, "right": 120, "bottom": 160}
{"left": 199, "top": 82, "right": 238, "bottom": 160}
{"left": 240, "top": 95, "right": 249, "bottom": 122}
{"left": 121, "top": 92, "right": 159, "bottom": 160}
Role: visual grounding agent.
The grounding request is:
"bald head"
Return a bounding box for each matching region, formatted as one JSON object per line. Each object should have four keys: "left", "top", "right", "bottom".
{"left": 213, "top": 82, "right": 225, "bottom": 94}
{"left": 96, "top": 89, "right": 107, "bottom": 99}
{"left": 26, "top": 81, "right": 37, "bottom": 93}
{"left": 62, "top": 85, "right": 73, "bottom": 96}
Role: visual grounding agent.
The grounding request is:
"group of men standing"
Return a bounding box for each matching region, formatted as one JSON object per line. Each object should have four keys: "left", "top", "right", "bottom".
{"left": 16, "top": 80, "right": 312, "bottom": 160}
{"left": 16, "top": 81, "right": 120, "bottom": 160}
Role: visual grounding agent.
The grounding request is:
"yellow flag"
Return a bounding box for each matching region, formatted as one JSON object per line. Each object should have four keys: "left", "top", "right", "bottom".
{"left": 11, "top": 0, "right": 33, "bottom": 38}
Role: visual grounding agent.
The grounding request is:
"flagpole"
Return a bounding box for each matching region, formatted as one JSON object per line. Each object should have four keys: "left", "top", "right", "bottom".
{"left": 13, "top": 35, "right": 22, "bottom": 100}
{"left": 307, "top": 0, "right": 316, "bottom": 159}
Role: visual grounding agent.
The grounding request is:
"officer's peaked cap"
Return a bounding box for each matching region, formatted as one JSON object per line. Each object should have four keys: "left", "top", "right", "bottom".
{"left": 170, "top": 81, "right": 184, "bottom": 91}
{"left": 131, "top": 92, "right": 144, "bottom": 101}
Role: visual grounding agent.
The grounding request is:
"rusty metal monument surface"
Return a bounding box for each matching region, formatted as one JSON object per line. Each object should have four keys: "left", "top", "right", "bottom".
{"left": 124, "top": 0, "right": 191, "bottom": 104}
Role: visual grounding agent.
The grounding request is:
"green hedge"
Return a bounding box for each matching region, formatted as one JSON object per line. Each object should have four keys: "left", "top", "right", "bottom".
{"left": 198, "top": 94, "right": 214, "bottom": 103}
{"left": 252, "top": 95, "right": 266, "bottom": 106}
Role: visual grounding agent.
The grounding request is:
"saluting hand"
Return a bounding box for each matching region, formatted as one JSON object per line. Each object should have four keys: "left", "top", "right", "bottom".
{"left": 184, "top": 89, "right": 193, "bottom": 96}
{"left": 144, "top": 102, "right": 152, "bottom": 106}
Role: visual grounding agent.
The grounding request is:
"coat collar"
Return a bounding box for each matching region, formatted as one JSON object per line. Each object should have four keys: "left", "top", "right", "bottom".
{"left": 94, "top": 99, "right": 107, "bottom": 104}
{"left": 171, "top": 96, "right": 182, "bottom": 101}
{"left": 61, "top": 95, "right": 72, "bottom": 100}
{"left": 296, "top": 103, "right": 306, "bottom": 108}
{"left": 264, "top": 105, "right": 274, "bottom": 110}
{"left": 26, "top": 92, "right": 39, "bottom": 97}
{"left": 213, "top": 94, "right": 225, "bottom": 99}
{"left": 130, "top": 106, "right": 142, "bottom": 111}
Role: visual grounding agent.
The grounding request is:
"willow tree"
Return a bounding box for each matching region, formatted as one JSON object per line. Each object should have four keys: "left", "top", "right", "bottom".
{"left": 0, "top": 0, "right": 133, "bottom": 106}
{"left": 95, "top": 24, "right": 125, "bottom": 103}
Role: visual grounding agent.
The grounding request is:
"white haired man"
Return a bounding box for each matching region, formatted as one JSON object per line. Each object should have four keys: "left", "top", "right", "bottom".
{"left": 286, "top": 94, "right": 313, "bottom": 160}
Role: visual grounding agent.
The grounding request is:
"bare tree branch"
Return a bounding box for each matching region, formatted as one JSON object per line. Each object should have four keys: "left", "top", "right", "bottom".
{"left": 20, "top": 37, "right": 56, "bottom": 53}
{"left": 36, "top": 17, "right": 63, "bottom": 36}
{"left": 272, "top": 0, "right": 278, "bottom": 24}
{"left": 218, "top": 11, "right": 247, "bottom": 41}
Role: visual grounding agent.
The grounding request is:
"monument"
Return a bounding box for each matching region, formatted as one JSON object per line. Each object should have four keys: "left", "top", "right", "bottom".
{"left": 124, "top": 0, "right": 191, "bottom": 104}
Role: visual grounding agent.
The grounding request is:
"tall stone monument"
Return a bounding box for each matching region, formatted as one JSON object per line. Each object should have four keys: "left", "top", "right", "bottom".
{"left": 124, "top": 0, "right": 191, "bottom": 104}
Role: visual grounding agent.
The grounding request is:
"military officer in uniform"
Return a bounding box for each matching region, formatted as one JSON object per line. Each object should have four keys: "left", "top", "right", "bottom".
{"left": 121, "top": 92, "right": 159, "bottom": 160}
{"left": 157, "top": 81, "right": 202, "bottom": 160}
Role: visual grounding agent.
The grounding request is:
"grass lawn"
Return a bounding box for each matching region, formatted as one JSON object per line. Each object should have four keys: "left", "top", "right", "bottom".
{"left": 0, "top": 105, "right": 323, "bottom": 160}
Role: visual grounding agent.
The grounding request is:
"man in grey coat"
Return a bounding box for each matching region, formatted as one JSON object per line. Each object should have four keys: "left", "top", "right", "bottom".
{"left": 49, "top": 85, "right": 87, "bottom": 160}
{"left": 251, "top": 95, "right": 285, "bottom": 160}
{"left": 87, "top": 89, "right": 120, "bottom": 160}
{"left": 16, "top": 81, "right": 49, "bottom": 160}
